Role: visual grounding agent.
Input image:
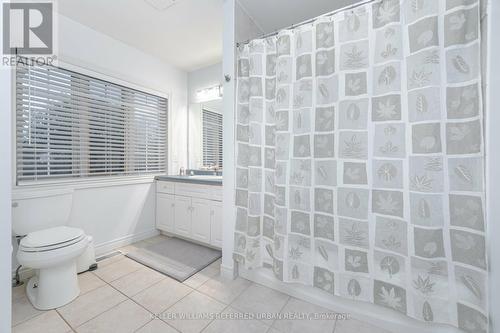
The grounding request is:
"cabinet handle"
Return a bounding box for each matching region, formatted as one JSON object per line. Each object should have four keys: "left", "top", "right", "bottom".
{"left": 171, "top": 203, "right": 175, "bottom": 208}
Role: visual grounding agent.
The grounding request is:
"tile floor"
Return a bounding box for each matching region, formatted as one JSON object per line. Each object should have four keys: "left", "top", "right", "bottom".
{"left": 12, "top": 236, "right": 392, "bottom": 333}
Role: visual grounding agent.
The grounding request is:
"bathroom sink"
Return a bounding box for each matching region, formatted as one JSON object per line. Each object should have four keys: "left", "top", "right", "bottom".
{"left": 188, "top": 175, "right": 222, "bottom": 180}
{"left": 155, "top": 174, "right": 222, "bottom": 185}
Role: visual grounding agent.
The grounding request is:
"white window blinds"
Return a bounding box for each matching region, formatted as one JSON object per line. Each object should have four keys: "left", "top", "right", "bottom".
{"left": 16, "top": 62, "right": 168, "bottom": 184}
{"left": 202, "top": 109, "right": 223, "bottom": 168}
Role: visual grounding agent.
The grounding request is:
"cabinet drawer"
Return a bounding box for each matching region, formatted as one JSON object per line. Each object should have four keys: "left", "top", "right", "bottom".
{"left": 157, "top": 181, "right": 175, "bottom": 194}
{"left": 211, "top": 187, "right": 223, "bottom": 201}
{"left": 175, "top": 183, "right": 222, "bottom": 201}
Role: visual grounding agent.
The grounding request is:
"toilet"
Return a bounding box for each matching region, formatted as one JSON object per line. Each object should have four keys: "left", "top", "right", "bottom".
{"left": 12, "top": 190, "right": 96, "bottom": 310}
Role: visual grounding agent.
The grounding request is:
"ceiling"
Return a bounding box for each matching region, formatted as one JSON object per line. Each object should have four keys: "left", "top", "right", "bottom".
{"left": 237, "top": 0, "right": 356, "bottom": 35}
{"left": 57, "top": 0, "right": 357, "bottom": 72}
{"left": 57, "top": 0, "right": 223, "bottom": 72}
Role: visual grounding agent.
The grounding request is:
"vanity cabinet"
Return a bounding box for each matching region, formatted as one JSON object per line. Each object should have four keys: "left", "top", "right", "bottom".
{"left": 156, "top": 193, "right": 175, "bottom": 233}
{"left": 210, "top": 201, "right": 223, "bottom": 248}
{"left": 156, "top": 181, "right": 222, "bottom": 248}
{"left": 174, "top": 195, "right": 192, "bottom": 238}
{"left": 191, "top": 198, "right": 213, "bottom": 243}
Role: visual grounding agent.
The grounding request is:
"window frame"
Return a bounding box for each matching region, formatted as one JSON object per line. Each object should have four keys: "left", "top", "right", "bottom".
{"left": 12, "top": 60, "right": 171, "bottom": 188}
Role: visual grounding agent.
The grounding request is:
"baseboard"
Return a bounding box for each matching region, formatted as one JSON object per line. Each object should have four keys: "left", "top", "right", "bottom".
{"left": 220, "top": 263, "right": 236, "bottom": 280}
{"left": 239, "top": 267, "right": 461, "bottom": 333}
{"left": 13, "top": 228, "right": 160, "bottom": 282}
{"left": 94, "top": 229, "right": 160, "bottom": 256}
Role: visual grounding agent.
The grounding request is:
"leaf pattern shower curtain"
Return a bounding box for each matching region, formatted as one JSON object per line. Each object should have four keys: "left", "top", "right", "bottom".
{"left": 234, "top": 0, "right": 487, "bottom": 331}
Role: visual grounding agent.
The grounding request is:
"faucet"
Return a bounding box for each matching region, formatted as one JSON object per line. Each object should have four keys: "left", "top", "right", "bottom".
{"left": 212, "top": 165, "right": 222, "bottom": 175}
{"left": 204, "top": 164, "right": 220, "bottom": 175}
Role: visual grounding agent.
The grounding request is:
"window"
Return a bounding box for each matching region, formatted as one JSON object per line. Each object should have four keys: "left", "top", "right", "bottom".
{"left": 202, "top": 109, "right": 223, "bottom": 168}
{"left": 15, "top": 61, "right": 168, "bottom": 184}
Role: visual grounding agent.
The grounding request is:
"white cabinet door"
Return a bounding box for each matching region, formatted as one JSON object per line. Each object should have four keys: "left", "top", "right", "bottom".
{"left": 190, "top": 198, "right": 212, "bottom": 244}
{"left": 156, "top": 193, "right": 175, "bottom": 233}
{"left": 174, "top": 196, "right": 192, "bottom": 237}
{"left": 210, "top": 201, "right": 223, "bottom": 248}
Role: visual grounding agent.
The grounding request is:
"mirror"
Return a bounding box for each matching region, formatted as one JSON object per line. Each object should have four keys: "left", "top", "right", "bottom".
{"left": 188, "top": 98, "right": 223, "bottom": 170}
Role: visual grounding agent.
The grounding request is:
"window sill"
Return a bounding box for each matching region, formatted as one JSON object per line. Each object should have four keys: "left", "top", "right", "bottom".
{"left": 13, "top": 175, "right": 158, "bottom": 198}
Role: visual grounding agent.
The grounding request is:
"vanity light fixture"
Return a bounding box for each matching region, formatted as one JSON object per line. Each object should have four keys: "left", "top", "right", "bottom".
{"left": 196, "top": 85, "right": 223, "bottom": 102}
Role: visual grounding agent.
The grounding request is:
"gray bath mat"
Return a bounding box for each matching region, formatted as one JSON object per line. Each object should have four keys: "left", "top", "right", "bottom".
{"left": 126, "top": 237, "right": 221, "bottom": 282}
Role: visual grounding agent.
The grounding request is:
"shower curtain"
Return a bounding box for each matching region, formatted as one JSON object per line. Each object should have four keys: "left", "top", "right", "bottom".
{"left": 234, "top": 0, "right": 487, "bottom": 331}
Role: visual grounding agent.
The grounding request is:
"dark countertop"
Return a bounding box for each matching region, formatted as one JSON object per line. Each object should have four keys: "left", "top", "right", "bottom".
{"left": 155, "top": 175, "right": 223, "bottom": 186}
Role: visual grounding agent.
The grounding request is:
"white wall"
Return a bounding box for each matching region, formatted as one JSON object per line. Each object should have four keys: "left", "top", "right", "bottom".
{"left": 219, "top": 0, "right": 263, "bottom": 279}
{"left": 11, "top": 14, "right": 190, "bottom": 271}
{"left": 221, "top": 0, "right": 237, "bottom": 278}
{"left": 187, "top": 62, "right": 223, "bottom": 168}
{"left": 188, "top": 62, "right": 222, "bottom": 105}
{"left": 0, "top": 4, "right": 13, "bottom": 329}
{"left": 235, "top": 0, "right": 264, "bottom": 43}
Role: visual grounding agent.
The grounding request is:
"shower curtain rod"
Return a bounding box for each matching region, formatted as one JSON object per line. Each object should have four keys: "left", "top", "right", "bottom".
{"left": 236, "top": 0, "right": 379, "bottom": 47}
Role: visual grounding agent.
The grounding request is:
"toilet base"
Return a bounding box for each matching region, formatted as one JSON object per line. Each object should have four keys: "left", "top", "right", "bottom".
{"left": 26, "top": 261, "right": 80, "bottom": 310}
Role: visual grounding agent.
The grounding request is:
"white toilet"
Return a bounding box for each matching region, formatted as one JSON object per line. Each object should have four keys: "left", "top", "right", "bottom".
{"left": 12, "top": 190, "right": 95, "bottom": 310}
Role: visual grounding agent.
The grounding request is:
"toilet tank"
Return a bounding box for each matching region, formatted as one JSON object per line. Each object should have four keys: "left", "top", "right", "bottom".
{"left": 12, "top": 189, "right": 74, "bottom": 236}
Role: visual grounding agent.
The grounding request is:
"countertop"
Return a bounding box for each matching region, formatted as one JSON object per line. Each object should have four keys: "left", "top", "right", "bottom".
{"left": 155, "top": 175, "right": 223, "bottom": 186}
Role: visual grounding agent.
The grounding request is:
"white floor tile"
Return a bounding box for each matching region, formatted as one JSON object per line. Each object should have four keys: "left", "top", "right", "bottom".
{"left": 272, "top": 297, "right": 336, "bottom": 333}
{"left": 183, "top": 265, "right": 220, "bottom": 289}
{"left": 231, "top": 283, "right": 289, "bottom": 325}
{"left": 13, "top": 310, "right": 71, "bottom": 333}
{"left": 93, "top": 257, "right": 143, "bottom": 283}
{"left": 78, "top": 272, "right": 106, "bottom": 295}
{"left": 267, "top": 328, "right": 281, "bottom": 333}
{"left": 11, "top": 286, "right": 43, "bottom": 326}
{"left": 132, "top": 277, "right": 192, "bottom": 314}
{"left": 12, "top": 285, "right": 28, "bottom": 301}
{"left": 96, "top": 254, "right": 126, "bottom": 268}
{"left": 334, "top": 318, "right": 393, "bottom": 333}
{"left": 75, "top": 300, "right": 151, "bottom": 333}
{"left": 57, "top": 284, "right": 127, "bottom": 327}
{"left": 110, "top": 267, "right": 165, "bottom": 297}
{"left": 202, "top": 307, "right": 269, "bottom": 333}
{"left": 207, "top": 258, "right": 222, "bottom": 270}
{"left": 197, "top": 274, "right": 251, "bottom": 304}
{"left": 135, "top": 319, "right": 178, "bottom": 333}
{"left": 163, "top": 290, "right": 225, "bottom": 333}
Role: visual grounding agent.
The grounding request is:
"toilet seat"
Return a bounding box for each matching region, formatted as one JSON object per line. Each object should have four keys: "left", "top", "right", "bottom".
{"left": 20, "top": 226, "right": 85, "bottom": 252}
{"left": 20, "top": 234, "right": 87, "bottom": 252}
{"left": 18, "top": 230, "right": 89, "bottom": 269}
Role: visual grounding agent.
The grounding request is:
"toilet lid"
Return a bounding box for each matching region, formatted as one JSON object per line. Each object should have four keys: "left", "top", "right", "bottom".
{"left": 21, "top": 226, "right": 85, "bottom": 248}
